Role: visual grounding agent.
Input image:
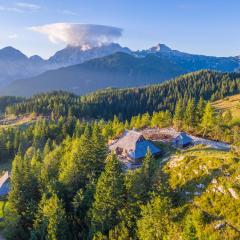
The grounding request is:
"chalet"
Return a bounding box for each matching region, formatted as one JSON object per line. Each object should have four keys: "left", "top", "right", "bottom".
{"left": 109, "top": 130, "right": 161, "bottom": 164}
{"left": 0, "top": 171, "right": 10, "bottom": 197}
{"left": 173, "top": 132, "right": 193, "bottom": 148}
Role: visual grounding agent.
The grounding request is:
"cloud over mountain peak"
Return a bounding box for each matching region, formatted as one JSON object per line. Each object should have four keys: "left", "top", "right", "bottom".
{"left": 30, "top": 23, "right": 123, "bottom": 50}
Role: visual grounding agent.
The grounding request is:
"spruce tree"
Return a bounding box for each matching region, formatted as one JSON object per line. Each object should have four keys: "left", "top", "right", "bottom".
{"left": 200, "top": 102, "right": 215, "bottom": 137}
{"left": 184, "top": 99, "right": 196, "bottom": 131}
{"left": 196, "top": 97, "right": 205, "bottom": 123}
{"left": 32, "top": 193, "right": 69, "bottom": 240}
{"left": 90, "top": 153, "right": 125, "bottom": 235}
{"left": 137, "top": 196, "right": 171, "bottom": 240}
{"left": 7, "top": 152, "right": 40, "bottom": 238}
{"left": 173, "top": 100, "right": 184, "bottom": 131}
{"left": 141, "top": 149, "right": 157, "bottom": 194}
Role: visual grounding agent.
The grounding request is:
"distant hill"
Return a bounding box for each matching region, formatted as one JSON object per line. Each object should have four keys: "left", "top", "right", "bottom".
{"left": 137, "top": 43, "right": 239, "bottom": 73}
{"left": 0, "top": 46, "right": 50, "bottom": 86}
{"left": 5, "top": 71, "right": 240, "bottom": 121}
{"left": 0, "top": 43, "right": 239, "bottom": 91}
{"left": 0, "top": 52, "right": 186, "bottom": 97}
{"left": 0, "top": 43, "right": 131, "bottom": 86}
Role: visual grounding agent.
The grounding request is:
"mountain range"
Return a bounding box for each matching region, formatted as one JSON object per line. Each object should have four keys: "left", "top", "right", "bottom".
{"left": 0, "top": 43, "right": 239, "bottom": 96}
{"left": 0, "top": 43, "right": 131, "bottom": 86}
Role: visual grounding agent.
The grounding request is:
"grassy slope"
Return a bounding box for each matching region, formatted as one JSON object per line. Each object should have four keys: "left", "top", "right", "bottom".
{"left": 0, "top": 114, "right": 38, "bottom": 129}
{"left": 213, "top": 93, "right": 240, "bottom": 119}
{"left": 163, "top": 145, "right": 240, "bottom": 239}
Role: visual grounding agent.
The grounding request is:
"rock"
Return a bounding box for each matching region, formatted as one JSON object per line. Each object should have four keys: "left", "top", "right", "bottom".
{"left": 196, "top": 183, "right": 205, "bottom": 189}
{"left": 193, "top": 170, "right": 198, "bottom": 174}
{"left": 211, "top": 178, "right": 217, "bottom": 184}
{"left": 228, "top": 188, "right": 239, "bottom": 199}
{"left": 215, "top": 221, "right": 226, "bottom": 230}
{"left": 217, "top": 185, "right": 225, "bottom": 194}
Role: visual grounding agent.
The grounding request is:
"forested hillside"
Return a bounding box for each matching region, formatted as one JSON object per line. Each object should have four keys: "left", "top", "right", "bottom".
{"left": 5, "top": 70, "right": 240, "bottom": 120}
{"left": 1, "top": 107, "right": 239, "bottom": 239}
{"left": 0, "top": 70, "right": 239, "bottom": 239}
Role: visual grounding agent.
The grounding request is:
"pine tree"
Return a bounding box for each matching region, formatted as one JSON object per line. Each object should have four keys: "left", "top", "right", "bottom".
{"left": 173, "top": 100, "right": 184, "bottom": 131}
{"left": 196, "top": 97, "right": 205, "bottom": 123}
{"left": 43, "top": 138, "right": 52, "bottom": 156}
{"left": 59, "top": 125, "right": 105, "bottom": 194}
{"left": 141, "top": 113, "right": 151, "bottom": 128}
{"left": 32, "top": 193, "right": 69, "bottom": 240}
{"left": 200, "top": 102, "right": 216, "bottom": 137}
{"left": 7, "top": 153, "right": 40, "bottom": 238}
{"left": 184, "top": 99, "right": 196, "bottom": 131}
{"left": 91, "top": 123, "right": 108, "bottom": 177}
{"left": 137, "top": 196, "right": 171, "bottom": 240}
{"left": 141, "top": 149, "right": 157, "bottom": 194}
{"left": 223, "top": 109, "right": 232, "bottom": 125}
{"left": 90, "top": 153, "right": 125, "bottom": 235}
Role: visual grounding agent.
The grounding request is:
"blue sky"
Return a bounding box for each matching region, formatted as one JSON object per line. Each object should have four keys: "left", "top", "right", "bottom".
{"left": 0, "top": 0, "right": 239, "bottom": 58}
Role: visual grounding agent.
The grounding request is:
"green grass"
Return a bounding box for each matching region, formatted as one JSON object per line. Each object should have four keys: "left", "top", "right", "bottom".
{"left": 161, "top": 145, "right": 240, "bottom": 239}
{"left": 213, "top": 93, "right": 240, "bottom": 120}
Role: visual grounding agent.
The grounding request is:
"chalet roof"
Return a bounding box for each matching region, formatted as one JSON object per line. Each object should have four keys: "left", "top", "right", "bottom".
{"left": 128, "top": 140, "right": 161, "bottom": 160}
{"left": 109, "top": 130, "right": 161, "bottom": 160}
{"left": 0, "top": 171, "right": 10, "bottom": 196}
{"left": 109, "top": 130, "right": 144, "bottom": 153}
{"left": 174, "top": 132, "right": 193, "bottom": 145}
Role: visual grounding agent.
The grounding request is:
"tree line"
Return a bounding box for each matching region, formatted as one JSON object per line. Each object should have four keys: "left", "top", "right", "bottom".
{"left": 5, "top": 71, "right": 240, "bottom": 120}
{"left": 1, "top": 94, "right": 239, "bottom": 165}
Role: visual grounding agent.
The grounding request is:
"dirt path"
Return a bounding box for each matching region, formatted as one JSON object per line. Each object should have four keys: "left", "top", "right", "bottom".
{"left": 189, "top": 135, "right": 231, "bottom": 150}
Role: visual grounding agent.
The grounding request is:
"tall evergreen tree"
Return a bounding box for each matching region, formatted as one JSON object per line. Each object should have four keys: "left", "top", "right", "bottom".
{"left": 137, "top": 196, "right": 171, "bottom": 240}
{"left": 141, "top": 149, "right": 157, "bottom": 195}
{"left": 173, "top": 100, "right": 184, "bottom": 131}
{"left": 196, "top": 97, "right": 205, "bottom": 123}
{"left": 32, "top": 193, "right": 69, "bottom": 240}
{"left": 184, "top": 99, "right": 196, "bottom": 131}
{"left": 200, "top": 102, "right": 216, "bottom": 137}
{"left": 7, "top": 153, "right": 40, "bottom": 239}
{"left": 90, "top": 153, "right": 125, "bottom": 235}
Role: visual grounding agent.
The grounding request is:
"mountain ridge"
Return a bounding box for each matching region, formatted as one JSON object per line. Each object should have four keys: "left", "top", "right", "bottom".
{"left": 1, "top": 52, "right": 186, "bottom": 97}
{"left": 0, "top": 43, "right": 239, "bottom": 94}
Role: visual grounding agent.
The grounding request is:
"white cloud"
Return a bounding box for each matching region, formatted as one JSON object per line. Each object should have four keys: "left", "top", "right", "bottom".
{"left": 8, "top": 34, "right": 18, "bottom": 39}
{"left": 16, "top": 2, "right": 41, "bottom": 10}
{"left": 0, "top": 5, "right": 23, "bottom": 13}
{"left": 0, "top": 2, "right": 41, "bottom": 13}
{"left": 29, "top": 23, "right": 123, "bottom": 49}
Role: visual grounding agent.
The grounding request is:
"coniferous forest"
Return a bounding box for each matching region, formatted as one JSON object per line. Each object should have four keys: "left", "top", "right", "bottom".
{"left": 0, "top": 70, "right": 240, "bottom": 239}
{"left": 1, "top": 1, "right": 240, "bottom": 238}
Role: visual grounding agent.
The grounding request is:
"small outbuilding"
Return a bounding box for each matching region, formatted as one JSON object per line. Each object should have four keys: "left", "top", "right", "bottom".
{"left": 173, "top": 132, "right": 193, "bottom": 148}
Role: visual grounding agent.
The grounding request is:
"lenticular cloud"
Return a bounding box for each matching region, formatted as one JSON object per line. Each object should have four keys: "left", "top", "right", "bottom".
{"left": 30, "top": 23, "right": 123, "bottom": 49}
